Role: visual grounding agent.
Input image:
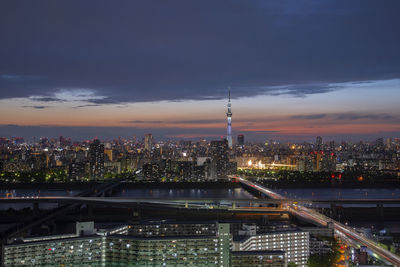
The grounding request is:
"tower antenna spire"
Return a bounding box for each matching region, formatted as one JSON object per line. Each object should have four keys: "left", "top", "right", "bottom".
{"left": 226, "top": 87, "right": 232, "bottom": 149}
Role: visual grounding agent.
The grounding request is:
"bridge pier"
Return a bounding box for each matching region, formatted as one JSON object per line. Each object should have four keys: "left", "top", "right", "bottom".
{"left": 232, "top": 202, "right": 236, "bottom": 209}
{"left": 75, "top": 204, "right": 81, "bottom": 214}
{"left": 185, "top": 201, "right": 188, "bottom": 208}
{"left": 102, "top": 190, "right": 112, "bottom": 197}
{"left": 132, "top": 202, "right": 141, "bottom": 219}
{"left": 109, "top": 189, "right": 115, "bottom": 196}
{"left": 330, "top": 203, "right": 337, "bottom": 219}
{"left": 33, "top": 202, "right": 39, "bottom": 216}
{"left": 376, "top": 204, "right": 384, "bottom": 220}
{"left": 132, "top": 210, "right": 140, "bottom": 218}
{"left": 87, "top": 205, "right": 93, "bottom": 218}
{"left": 51, "top": 222, "right": 58, "bottom": 235}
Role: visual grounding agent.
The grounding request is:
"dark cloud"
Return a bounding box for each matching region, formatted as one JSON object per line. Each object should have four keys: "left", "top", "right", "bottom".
{"left": 262, "top": 84, "right": 341, "bottom": 98}
{"left": 86, "top": 97, "right": 122, "bottom": 104}
{"left": 291, "top": 114, "right": 327, "bottom": 120}
{"left": 0, "top": 0, "right": 399, "bottom": 103}
{"left": 22, "top": 105, "right": 52, "bottom": 109}
{"left": 121, "top": 119, "right": 226, "bottom": 124}
{"left": 121, "top": 120, "right": 163, "bottom": 124}
{"left": 0, "top": 74, "right": 22, "bottom": 80}
{"left": 335, "top": 113, "right": 394, "bottom": 121}
{"left": 73, "top": 104, "right": 101, "bottom": 108}
{"left": 303, "top": 126, "right": 322, "bottom": 129}
{"left": 251, "top": 130, "right": 281, "bottom": 134}
{"left": 291, "top": 112, "right": 396, "bottom": 122}
{"left": 0, "top": 74, "right": 42, "bottom": 81}
{"left": 30, "top": 97, "right": 64, "bottom": 102}
{"left": 172, "top": 119, "right": 225, "bottom": 124}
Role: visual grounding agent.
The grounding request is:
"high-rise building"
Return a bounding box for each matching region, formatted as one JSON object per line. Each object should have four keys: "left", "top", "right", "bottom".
{"left": 328, "top": 140, "right": 335, "bottom": 151}
{"left": 237, "top": 134, "right": 244, "bottom": 146}
{"left": 297, "top": 156, "right": 313, "bottom": 172}
{"left": 68, "top": 160, "right": 86, "bottom": 181}
{"left": 320, "top": 153, "right": 336, "bottom": 172}
{"left": 89, "top": 139, "right": 104, "bottom": 179}
{"left": 386, "top": 137, "right": 392, "bottom": 149}
{"left": 104, "top": 148, "right": 115, "bottom": 161}
{"left": 144, "top": 133, "right": 153, "bottom": 151}
{"left": 226, "top": 88, "right": 233, "bottom": 149}
{"left": 311, "top": 152, "right": 336, "bottom": 172}
{"left": 376, "top": 137, "right": 384, "bottom": 146}
{"left": 312, "top": 152, "right": 322, "bottom": 172}
{"left": 315, "top": 136, "right": 322, "bottom": 151}
{"left": 209, "top": 139, "right": 229, "bottom": 179}
{"left": 217, "top": 223, "right": 231, "bottom": 266}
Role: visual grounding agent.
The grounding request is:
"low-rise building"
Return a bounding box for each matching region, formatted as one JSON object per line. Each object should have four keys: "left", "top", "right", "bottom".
{"left": 231, "top": 251, "right": 286, "bottom": 267}
{"left": 309, "top": 237, "right": 332, "bottom": 255}
{"left": 3, "top": 222, "right": 232, "bottom": 267}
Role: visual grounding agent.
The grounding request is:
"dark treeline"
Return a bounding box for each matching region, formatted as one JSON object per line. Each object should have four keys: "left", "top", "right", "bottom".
{"left": 238, "top": 169, "right": 400, "bottom": 188}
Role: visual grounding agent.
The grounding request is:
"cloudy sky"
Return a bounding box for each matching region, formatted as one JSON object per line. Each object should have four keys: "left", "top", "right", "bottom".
{"left": 1, "top": 0, "right": 399, "bottom": 141}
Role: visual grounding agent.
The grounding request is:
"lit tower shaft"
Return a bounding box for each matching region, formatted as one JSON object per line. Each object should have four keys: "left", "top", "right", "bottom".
{"left": 226, "top": 88, "right": 232, "bottom": 149}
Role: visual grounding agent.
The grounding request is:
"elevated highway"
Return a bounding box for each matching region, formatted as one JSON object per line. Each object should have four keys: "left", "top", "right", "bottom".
{"left": 2, "top": 179, "right": 124, "bottom": 239}
{"left": 236, "top": 177, "right": 400, "bottom": 266}
{"left": 0, "top": 196, "right": 288, "bottom": 215}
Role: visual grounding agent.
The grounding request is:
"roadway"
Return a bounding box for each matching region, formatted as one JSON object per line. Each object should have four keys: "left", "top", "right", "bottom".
{"left": 236, "top": 177, "right": 400, "bottom": 266}
{"left": 0, "top": 196, "right": 288, "bottom": 214}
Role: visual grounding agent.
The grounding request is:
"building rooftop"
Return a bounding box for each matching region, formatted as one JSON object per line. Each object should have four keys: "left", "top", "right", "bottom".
{"left": 233, "top": 229, "right": 308, "bottom": 242}
{"left": 231, "top": 250, "right": 285, "bottom": 255}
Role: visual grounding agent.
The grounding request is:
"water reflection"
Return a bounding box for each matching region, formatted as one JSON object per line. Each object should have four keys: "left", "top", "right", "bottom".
{"left": 0, "top": 189, "right": 82, "bottom": 210}
{"left": 112, "top": 187, "right": 254, "bottom": 199}
{"left": 274, "top": 188, "right": 400, "bottom": 200}
{"left": 0, "top": 189, "right": 81, "bottom": 198}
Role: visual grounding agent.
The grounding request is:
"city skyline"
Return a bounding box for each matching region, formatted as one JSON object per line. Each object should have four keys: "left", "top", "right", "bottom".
{"left": 1, "top": 80, "right": 399, "bottom": 142}
{"left": 1, "top": 1, "right": 400, "bottom": 141}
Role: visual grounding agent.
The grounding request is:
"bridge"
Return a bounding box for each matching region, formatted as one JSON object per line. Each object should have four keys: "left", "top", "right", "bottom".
{"left": 1, "top": 179, "right": 124, "bottom": 239}
{"left": 236, "top": 176, "right": 400, "bottom": 267}
{"left": 0, "top": 196, "right": 288, "bottom": 215}
{"left": 2, "top": 196, "right": 400, "bottom": 205}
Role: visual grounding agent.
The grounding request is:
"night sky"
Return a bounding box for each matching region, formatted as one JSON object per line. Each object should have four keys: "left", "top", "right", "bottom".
{"left": 1, "top": 0, "right": 399, "bottom": 141}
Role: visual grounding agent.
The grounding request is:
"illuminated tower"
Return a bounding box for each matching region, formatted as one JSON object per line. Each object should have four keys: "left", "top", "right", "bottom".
{"left": 226, "top": 87, "right": 233, "bottom": 149}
